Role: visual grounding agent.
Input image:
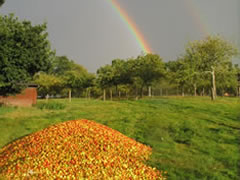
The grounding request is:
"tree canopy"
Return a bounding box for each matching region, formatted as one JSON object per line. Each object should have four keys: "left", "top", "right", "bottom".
{"left": 0, "top": 14, "right": 53, "bottom": 95}
{"left": 184, "top": 35, "right": 238, "bottom": 99}
{"left": 0, "top": 0, "right": 5, "bottom": 7}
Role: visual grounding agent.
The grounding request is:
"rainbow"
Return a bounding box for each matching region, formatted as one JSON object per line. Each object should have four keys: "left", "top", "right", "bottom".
{"left": 109, "top": 0, "right": 152, "bottom": 54}
{"left": 109, "top": 0, "right": 209, "bottom": 54}
{"left": 184, "top": 0, "right": 209, "bottom": 37}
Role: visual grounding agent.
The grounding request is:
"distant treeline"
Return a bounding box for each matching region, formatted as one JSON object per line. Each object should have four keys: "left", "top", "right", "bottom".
{"left": 0, "top": 14, "right": 239, "bottom": 100}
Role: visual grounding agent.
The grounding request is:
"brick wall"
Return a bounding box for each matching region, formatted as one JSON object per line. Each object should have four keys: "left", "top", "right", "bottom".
{"left": 0, "top": 88, "right": 37, "bottom": 107}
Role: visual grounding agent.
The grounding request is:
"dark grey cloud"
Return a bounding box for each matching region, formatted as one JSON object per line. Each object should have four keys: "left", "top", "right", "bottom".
{"left": 1, "top": 0, "right": 239, "bottom": 72}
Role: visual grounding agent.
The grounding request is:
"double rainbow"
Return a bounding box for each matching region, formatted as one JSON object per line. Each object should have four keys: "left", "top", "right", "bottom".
{"left": 109, "top": 0, "right": 209, "bottom": 54}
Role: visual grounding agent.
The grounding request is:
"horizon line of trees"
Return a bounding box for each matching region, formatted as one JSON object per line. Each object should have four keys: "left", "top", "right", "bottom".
{"left": 0, "top": 14, "right": 239, "bottom": 101}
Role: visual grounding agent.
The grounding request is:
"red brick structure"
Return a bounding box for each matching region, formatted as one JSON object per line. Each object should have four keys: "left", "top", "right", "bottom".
{"left": 0, "top": 87, "right": 37, "bottom": 107}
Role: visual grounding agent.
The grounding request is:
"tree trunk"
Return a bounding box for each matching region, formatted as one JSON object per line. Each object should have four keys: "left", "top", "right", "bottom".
{"left": 182, "top": 87, "right": 185, "bottom": 97}
{"left": 148, "top": 86, "right": 151, "bottom": 97}
{"left": 238, "top": 86, "right": 240, "bottom": 97}
{"left": 46, "top": 94, "right": 49, "bottom": 102}
{"left": 211, "top": 67, "right": 216, "bottom": 101}
{"left": 86, "top": 88, "right": 88, "bottom": 99}
{"left": 88, "top": 89, "right": 91, "bottom": 99}
{"left": 201, "top": 88, "right": 205, "bottom": 96}
{"left": 115, "top": 85, "right": 118, "bottom": 97}
{"left": 118, "top": 91, "right": 121, "bottom": 99}
{"left": 140, "top": 86, "right": 144, "bottom": 98}
{"left": 135, "top": 87, "right": 138, "bottom": 100}
{"left": 69, "top": 89, "right": 72, "bottom": 102}
{"left": 110, "top": 88, "right": 113, "bottom": 101}
{"left": 103, "top": 89, "right": 106, "bottom": 101}
{"left": 160, "top": 88, "right": 163, "bottom": 96}
{"left": 194, "top": 83, "right": 197, "bottom": 96}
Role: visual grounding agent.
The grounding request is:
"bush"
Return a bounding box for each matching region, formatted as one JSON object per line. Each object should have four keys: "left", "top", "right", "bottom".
{"left": 35, "top": 101, "right": 66, "bottom": 110}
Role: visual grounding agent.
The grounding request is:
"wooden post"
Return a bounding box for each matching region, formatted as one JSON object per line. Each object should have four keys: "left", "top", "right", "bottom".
{"left": 88, "top": 89, "right": 91, "bottom": 100}
{"left": 194, "top": 84, "right": 197, "bottom": 96}
{"left": 238, "top": 73, "right": 240, "bottom": 97}
{"left": 110, "top": 89, "right": 113, "bottom": 101}
{"left": 135, "top": 88, "right": 138, "bottom": 100}
{"left": 148, "top": 86, "right": 151, "bottom": 97}
{"left": 182, "top": 87, "right": 185, "bottom": 97}
{"left": 238, "top": 86, "right": 240, "bottom": 97}
{"left": 103, "top": 89, "right": 106, "bottom": 101}
{"left": 46, "top": 94, "right": 49, "bottom": 102}
{"left": 211, "top": 66, "right": 216, "bottom": 101}
{"left": 201, "top": 88, "right": 205, "bottom": 96}
{"left": 69, "top": 89, "right": 72, "bottom": 102}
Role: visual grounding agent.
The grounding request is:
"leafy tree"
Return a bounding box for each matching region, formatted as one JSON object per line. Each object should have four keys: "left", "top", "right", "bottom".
{"left": 185, "top": 36, "right": 238, "bottom": 100}
{"left": 62, "top": 64, "right": 90, "bottom": 102}
{"left": 96, "top": 65, "right": 114, "bottom": 101}
{"left": 0, "top": 0, "right": 4, "bottom": 7}
{"left": 134, "top": 54, "right": 165, "bottom": 97}
{"left": 34, "top": 73, "right": 63, "bottom": 99}
{"left": 0, "top": 14, "right": 53, "bottom": 95}
{"left": 111, "top": 59, "right": 133, "bottom": 96}
{"left": 215, "top": 63, "right": 239, "bottom": 96}
{"left": 51, "top": 56, "right": 75, "bottom": 75}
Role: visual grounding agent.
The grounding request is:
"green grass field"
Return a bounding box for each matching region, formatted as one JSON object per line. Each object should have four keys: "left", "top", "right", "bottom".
{"left": 0, "top": 97, "right": 239, "bottom": 179}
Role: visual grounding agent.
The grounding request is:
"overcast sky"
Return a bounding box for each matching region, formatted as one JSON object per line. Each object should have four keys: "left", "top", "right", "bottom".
{"left": 0, "top": 0, "right": 239, "bottom": 72}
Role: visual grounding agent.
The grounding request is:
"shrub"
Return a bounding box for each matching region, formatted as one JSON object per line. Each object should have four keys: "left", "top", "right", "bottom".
{"left": 35, "top": 101, "right": 66, "bottom": 110}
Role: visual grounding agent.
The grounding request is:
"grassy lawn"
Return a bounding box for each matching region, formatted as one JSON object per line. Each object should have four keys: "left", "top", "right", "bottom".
{"left": 0, "top": 97, "right": 239, "bottom": 179}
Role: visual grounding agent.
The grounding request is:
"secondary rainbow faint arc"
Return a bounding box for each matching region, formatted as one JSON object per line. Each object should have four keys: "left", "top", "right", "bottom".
{"left": 109, "top": 0, "right": 152, "bottom": 54}
{"left": 184, "top": 0, "right": 209, "bottom": 37}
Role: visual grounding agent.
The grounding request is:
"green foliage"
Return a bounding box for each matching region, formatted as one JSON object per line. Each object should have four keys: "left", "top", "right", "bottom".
{"left": 35, "top": 101, "right": 66, "bottom": 110}
{"left": 34, "top": 72, "right": 63, "bottom": 97}
{"left": 63, "top": 64, "right": 94, "bottom": 93}
{"left": 51, "top": 56, "right": 75, "bottom": 75}
{"left": 166, "top": 36, "right": 239, "bottom": 97}
{"left": 134, "top": 54, "right": 165, "bottom": 87}
{"left": 96, "top": 54, "right": 166, "bottom": 98}
{"left": 112, "top": 59, "right": 133, "bottom": 86}
{"left": 0, "top": 0, "right": 4, "bottom": 7}
{"left": 186, "top": 36, "right": 238, "bottom": 71}
{"left": 97, "top": 64, "right": 114, "bottom": 88}
{"left": 0, "top": 14, "right": 53, "bottom": 95}
{"left": 33, "top": 55, "right": 95, "bottom": 98}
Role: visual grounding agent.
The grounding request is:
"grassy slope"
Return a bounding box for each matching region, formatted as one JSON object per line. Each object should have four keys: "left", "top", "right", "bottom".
{"left": 0, "top": 97, "right": 239, "bottom": 179}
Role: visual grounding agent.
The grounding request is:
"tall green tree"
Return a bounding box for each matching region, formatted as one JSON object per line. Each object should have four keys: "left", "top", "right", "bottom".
{"left": 51, "top": 56, "right": 75, "bottom": 75}
{"left": 185, "top": 36, "right": 238, "bottom": 100}
{"left": 34, "top": 73, "right": 63, "bottom": 99}
{"left": 0, "top": 14, "right": 53, "bottom": 95}
{"left": 96, "top": 65, "right": 114, "bottom": 101}
{"left": 165, "top": 60, "right": 188, "bottom": 96}
{"left": 111, "top": 59, "right": 133, "bottom": 96}
{"left": 134, "top": 54, "right": 165, "bottom": 97}
{"left": 62, "top": 64, "right": 90, "bottom": 102}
